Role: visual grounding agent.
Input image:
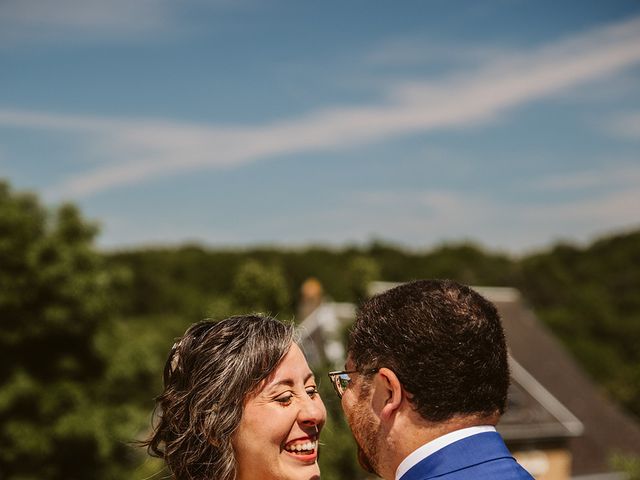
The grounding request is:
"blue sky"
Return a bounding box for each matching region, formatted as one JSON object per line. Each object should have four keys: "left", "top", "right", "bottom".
{"left": 1, "top": 0, "right": 639, "bottom": 253}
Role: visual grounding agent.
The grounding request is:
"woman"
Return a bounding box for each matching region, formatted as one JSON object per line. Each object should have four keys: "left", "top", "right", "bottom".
{"left": 145, "top": 315, "right": 326, "bottom": 480}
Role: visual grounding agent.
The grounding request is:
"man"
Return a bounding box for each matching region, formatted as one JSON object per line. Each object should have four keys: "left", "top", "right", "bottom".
{"left": 328, "top": 279, "right": 534, "bottom": 480}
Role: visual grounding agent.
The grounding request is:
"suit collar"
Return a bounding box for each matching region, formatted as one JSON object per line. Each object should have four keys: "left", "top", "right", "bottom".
{"left": 396, "top": 426, "right": 497, "bottom": 480}
{"left": 399, "top": 432, "right": 513, "bottom": 480}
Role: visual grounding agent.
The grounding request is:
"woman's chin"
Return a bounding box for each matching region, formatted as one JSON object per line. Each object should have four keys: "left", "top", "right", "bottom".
{"left": 281, "top": 456, "right": 321, "bottom": 479}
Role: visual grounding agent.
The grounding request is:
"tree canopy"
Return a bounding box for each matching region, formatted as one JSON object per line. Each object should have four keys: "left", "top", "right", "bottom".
{"left": 0, "top": 181, "right": 143, "bottom": 479}
{"left": 2, "top": 179, "right": 639, "bottom": 478}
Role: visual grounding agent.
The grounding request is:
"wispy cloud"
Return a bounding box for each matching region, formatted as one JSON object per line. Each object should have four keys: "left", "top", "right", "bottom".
{"left": 365, "top": 39, "right": 514, "bottom": 68}
{"left": 604, "top": 111, "right": 640, "bottom": 139}
{"left": 347, "top": 181, "right": 640, "bottom": 253}
{"left": 348, "top": 189, "right": 503, "bottom": 243}
{"left": 2, "top": 0, "right": 168, "bottom": 28}
{"left": 533, "top": 163, "right": 640, "bottom": 191}
{"left": 0, "top": 0, "right": 238, "bottom": 44}
{"left": 2, "top": 14, "right": 640, "bottom": 199}
{"left": 524, "top": 187, "right": 640, "bottom": 227}
{"left": 93, "top": 180, "right": 640, "bottom": 252}
{"left": 0, "top": 0, "right": 174, "bottom": 42}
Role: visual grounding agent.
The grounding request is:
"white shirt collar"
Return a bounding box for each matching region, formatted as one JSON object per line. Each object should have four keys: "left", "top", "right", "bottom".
{"left": 394, "top": 425, "right": 497, "bottom": 480}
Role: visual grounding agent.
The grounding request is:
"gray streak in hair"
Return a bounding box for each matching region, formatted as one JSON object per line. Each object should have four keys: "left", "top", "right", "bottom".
{"left": 143, "top": 315, "right": 295, "bottom": 480}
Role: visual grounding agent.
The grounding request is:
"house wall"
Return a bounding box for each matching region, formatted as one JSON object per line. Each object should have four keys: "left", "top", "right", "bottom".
{"left": 513, "top": 448, "right": 572, "bottom": 480}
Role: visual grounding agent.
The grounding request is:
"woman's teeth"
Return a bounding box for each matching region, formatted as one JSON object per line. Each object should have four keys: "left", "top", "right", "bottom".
{"left": 285, "top": 441, "right": 317, "bottom": 453}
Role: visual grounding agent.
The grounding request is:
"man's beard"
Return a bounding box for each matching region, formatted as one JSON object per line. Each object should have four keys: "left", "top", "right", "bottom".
{"left": 348, "top": 400, "right": 382, "bottom": 477}
{"left": 357, "top": 444, "right": 378, "bottom": 476}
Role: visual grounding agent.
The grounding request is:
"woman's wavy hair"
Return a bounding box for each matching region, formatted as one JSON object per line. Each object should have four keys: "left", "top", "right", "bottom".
{"left": 143, "top": 315, "right": 295, "bottom": 480}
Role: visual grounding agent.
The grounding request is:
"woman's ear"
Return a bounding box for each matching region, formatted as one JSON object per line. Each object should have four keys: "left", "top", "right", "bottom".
{"left": 373, "top": 367, "right": 403, "bottom": 421}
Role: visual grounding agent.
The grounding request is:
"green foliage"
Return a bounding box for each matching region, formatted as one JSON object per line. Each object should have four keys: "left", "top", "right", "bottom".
{"left": 94, "top": 313, "right": 189, "bottom": 480}
{"left": 3, "top": 178, "right": 640, "bottom": 478}
{"left": 106, "top": 245, "right": 219, "bottom": 319}
{"left": 365, "top": 240, "right": 516, "bottom": 286}
{"left": 515, "top": 231, "right": 640, "bottom": 417}
{"left": 230, "top": 259, "right": 291, "bottom": 316}
{"left": 0, "top": 181, "right": 139, "bottom": 479}
{"left": 346, "top": 256, "right": 381, "bottom": 303}
{"left": 93, "top": 229, "right": 640, "bottom": 474}
{"left": 316, "top": 364, "right": 364, "bottom": 480}
{"left": 610, "top": 453, "right": 640, "bottom": 480}
{"left": 109, "top": 231, "right": 640, "bottom": 422}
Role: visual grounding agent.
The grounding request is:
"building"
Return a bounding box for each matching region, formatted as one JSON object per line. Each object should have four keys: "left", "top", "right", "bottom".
{"left": 298, "top": 281, "right": 640, "bottom": 480}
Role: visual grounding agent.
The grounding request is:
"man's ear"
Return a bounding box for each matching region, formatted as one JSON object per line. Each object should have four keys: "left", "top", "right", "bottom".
{"left": 373, "top": 367, "right": 403, "bottom": 421}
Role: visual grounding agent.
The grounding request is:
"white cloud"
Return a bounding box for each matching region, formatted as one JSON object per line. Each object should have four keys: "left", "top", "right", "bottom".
{"left": 95, "top": 211, "right": 246, "bottom": 250}
{"left": 604, "top": 111, "right": 640, "bottom": 139}
{"left": 91, "top": 180, "right": 640, "bottom": 252}
{"left": 0, "top": 109, "right": 127, "bottom": 131}
{"left": 349, "top": 188, "right": 510, "bottom": 242}
{"left": 533, "top": 163, "right": 640, "bottom": 191}
{"left": 346, "top": 181, "right": 640, "bottom": 253}
{"left": 366, "top": 38, "right": 514, "bottom": 68}
{"left": 524, "top": 188, "right": 640, "bottom": 226}
{"left": 0, "top": 0, "right": 174, "bottom": 43}
{"left": 1, "top": 0, "right": 167, "bottom": 29}
{"left": 0, "top": 0, "right": 238, "bottom": 43}
{"left": 2, "top": 14, "right": 640, "bottom": 199}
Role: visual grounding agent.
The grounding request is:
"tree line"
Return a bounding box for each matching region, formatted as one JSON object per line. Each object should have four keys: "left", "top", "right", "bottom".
{"left": 1, "top": 179, "right": 639, "bottom": 479}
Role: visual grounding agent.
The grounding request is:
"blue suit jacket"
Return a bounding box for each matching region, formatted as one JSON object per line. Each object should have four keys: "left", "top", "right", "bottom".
{"left": 400, "top": 432, "right": 534, "bottom": 480}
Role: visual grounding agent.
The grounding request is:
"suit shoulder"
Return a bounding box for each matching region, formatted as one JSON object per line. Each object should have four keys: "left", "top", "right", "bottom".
{"left": 433, "top": 457, "right": 534, "bottom": 480}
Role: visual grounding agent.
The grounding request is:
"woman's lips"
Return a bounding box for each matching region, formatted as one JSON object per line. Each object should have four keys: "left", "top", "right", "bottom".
{"left": 283, "top": 437, "right": 319, "bottom": 462}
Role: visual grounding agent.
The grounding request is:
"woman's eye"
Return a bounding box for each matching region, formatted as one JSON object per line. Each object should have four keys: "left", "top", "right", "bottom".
{"left": 275, "top": 395, "right": 293, "bottom": 405}
{"left": 306, "top": 387, "right": 318, "bottom": 398}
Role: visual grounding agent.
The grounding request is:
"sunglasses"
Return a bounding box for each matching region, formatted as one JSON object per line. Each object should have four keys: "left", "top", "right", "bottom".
{"left": 327, "top": 368, "right": 379, "bottom": 398}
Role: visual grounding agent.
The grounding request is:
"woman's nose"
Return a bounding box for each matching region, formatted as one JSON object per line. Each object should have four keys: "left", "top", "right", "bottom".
{"left": 299, "top": 397, "right": 326, "bottom": 426}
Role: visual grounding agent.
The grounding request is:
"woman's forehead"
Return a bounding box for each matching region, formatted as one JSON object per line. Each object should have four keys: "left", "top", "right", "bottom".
{"left": 272, "top": 345, "right": 313, "bottom": 379}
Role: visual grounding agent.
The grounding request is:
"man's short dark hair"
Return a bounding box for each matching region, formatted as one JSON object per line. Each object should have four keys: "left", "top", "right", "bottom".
{"left": 348, "top": 279, "right": 509, "bottom": 422}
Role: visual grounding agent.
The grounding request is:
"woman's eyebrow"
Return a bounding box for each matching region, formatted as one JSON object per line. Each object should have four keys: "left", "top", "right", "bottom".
{"left": 266, "top": 372, "right": 315, "bottom": 391}
{"left": 269, "top": 379, "right": 295, "bottom": 390}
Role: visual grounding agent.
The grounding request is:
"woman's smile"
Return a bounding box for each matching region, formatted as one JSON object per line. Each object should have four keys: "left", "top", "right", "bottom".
{"left": 283, "top": 435, "right": 319, "bottom": 462}
{"left": 233, "top": 343, "right": 327, "bottom": 480}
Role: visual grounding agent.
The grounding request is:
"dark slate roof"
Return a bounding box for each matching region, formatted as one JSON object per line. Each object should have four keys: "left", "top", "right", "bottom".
{"left": 499, "top": 356, "right": 583, "bottom": 442}
{"left": 484, "top": 288, "right": 640, "bottom": 476}
{"left": 304, "top": 282, "right": 640, "bottom": 476}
